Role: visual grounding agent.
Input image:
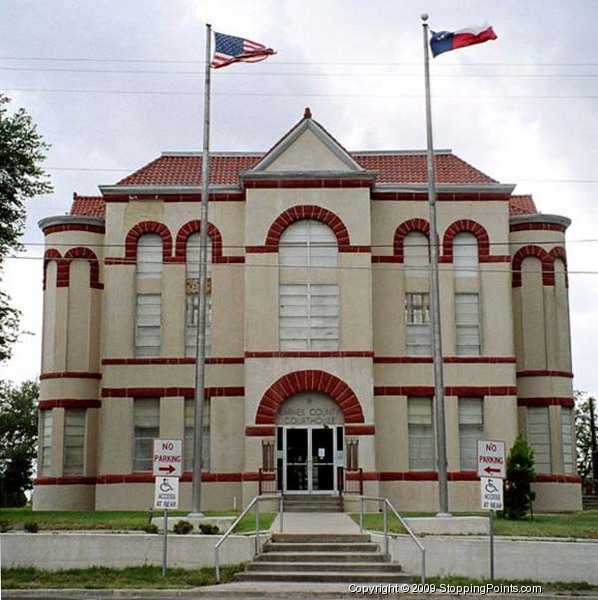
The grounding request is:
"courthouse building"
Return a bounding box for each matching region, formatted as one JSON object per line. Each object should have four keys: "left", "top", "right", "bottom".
{"left": 34, "top": 110, "right": 581, "bottom": 511}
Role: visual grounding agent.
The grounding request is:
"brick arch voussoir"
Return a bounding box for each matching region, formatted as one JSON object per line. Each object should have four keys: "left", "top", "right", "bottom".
{"left": 174, "top": 220, "right": 223, "bottom": 262}
{"left": 264, "top": 205, "right": 351, "bottom": 249}
{"left": 549, "top": 246, "right": 568, "bottom": 288}
{"left": 393, "top": 218, "right": 430, "bottom": 262}
{"left": 512, "top": 245, "right": 552, "bottom": 287}
{"left": 64, "top": 247, "right": 103, "bottom": 289}
{"left": 125, "top": 221, "right": 173, "bottom": 262}
{"left": 43, "top": 249, "right": 65, "bottom": 290}
{"left": 255, "top": 370, "right": 365, "bottom": 425}
{"left": 442, "top": 219, "right": 490, "bottom": 261}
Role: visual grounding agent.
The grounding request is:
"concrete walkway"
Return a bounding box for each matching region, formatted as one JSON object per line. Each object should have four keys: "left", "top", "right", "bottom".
{"left": 271, "top": 511, "right": 361, "bottom": 534}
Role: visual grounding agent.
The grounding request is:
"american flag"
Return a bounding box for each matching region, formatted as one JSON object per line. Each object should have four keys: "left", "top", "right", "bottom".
{"left": 211, "top": 32, "right": 276, "bottom": 69}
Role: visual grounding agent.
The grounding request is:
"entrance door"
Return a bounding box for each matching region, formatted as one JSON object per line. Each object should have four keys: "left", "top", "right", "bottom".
{"left": 283, "top": 427, "right": 338, "bottom": 493}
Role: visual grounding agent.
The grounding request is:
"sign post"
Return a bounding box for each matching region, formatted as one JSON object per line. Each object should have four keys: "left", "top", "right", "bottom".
{"left": 153, "top": 439, "right": 183, "bottom": 577}
{"left": 477, "top": 440, "right": 506, "bottom": 582}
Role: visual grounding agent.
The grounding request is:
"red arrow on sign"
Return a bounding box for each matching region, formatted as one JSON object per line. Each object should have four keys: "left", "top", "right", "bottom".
{"left": 159, "top": 465, "right": 176, "bottom": 474}
{"left": 484, "top": 466, "right": 502, "bottom": 475}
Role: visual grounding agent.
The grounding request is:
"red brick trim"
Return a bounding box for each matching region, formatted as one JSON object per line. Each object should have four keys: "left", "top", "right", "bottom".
{"left": 43, "top": 249, "right": 67, "bottom": 290}
{"left": 124, "top": 221, "right": 173, "bottom": 263}
{"left": 103, "top": 193, "right": 245, "bottom": 204}
{"left": 63, "top": 247, "right": 104, "bottom": 289}
{"left": 510, "top": 222, "right": 567, "bottom": 234}
{"left": 374, "top": 386, "right": 516, "bottom": 396}
{"left": 245, "top": 426, "right": 276, "bottom": 437}
{"left": 345, "top": 425, "right": 375, "bottom": 435}
{"left": 34, "top": 477, "right": 97, "bottom": 486}
{"left": 38, "top": 400, "right": 101, "bottom": 410}
{"left": 393, "top": 218, "right": 430, "bottom": 263}
{"left": 101, "top": 386, "right": 244, "bottom": 398}
{"left": 511, "top": 245, "right": 553, "bottom": 287}
{"left": 102, "top": 357, "right": 244, "bottom": 365}
{"left": 246, "top": 351, "right": 374, "bottom": 358}
{"left": 244, "top": 178, "right": 373, "bottom": 190}
{"left": 441, "top": 219, "right": 490, "bottom": 262}
{"left": 264, "top": 205, "right": 351, "bottom": 250}
{"left": 371, "top": 192, "right": 511, "bottom": 202}
{"left": 549, "top": 246, "right": 569, "bottom": 287}
{"left": 42, "top": 223, "right": 105, "bottom": 235}
{"left": 535, "top": 474, "right": 582, "bottom": 483}
{"left": 104, "top": 257, "right": 135, "bottom": 265}
{"left": 517, "top": 397, "right": 575, "bottom": 408}
{"left": 256, "top": 370, "right": 365, "bottom": 425}
{"left": 173, "top": 220, "right": 245, "bottom": 264}
{"left": 516, "top": 370, "right": 574, "bottom": 378}
{"left": 373, "top": 356, "right": 516, "bottom": 364}
{"left": 40, "top": 371, "right": 102, "bottom": 380}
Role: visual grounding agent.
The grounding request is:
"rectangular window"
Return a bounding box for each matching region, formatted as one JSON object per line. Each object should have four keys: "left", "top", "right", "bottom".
{"left": 184, "top": 398, "right": 211, "bottom": 472}
{"left": 133, "top": 399, "right": 159, "bottom": 472}
{"left": 40, "top": 409, "right": 53, "bottom": 476}
{"left": 136, "top": 234, "right": 163, "bottom": 278}
{"left": 405, "top": 293, "right": 431, "bottom": 355}
{"left": 455, "top": 293, "right": 481, "bottom": 356}
{"left": 135, "top": 293, "right": 161, "bottom": 357}
{"left": 459, "top": 398, "right": 484, "bottom": 470}
{"left": 408, "top": 397, "right": 435, "bottom": 470}
{"left": 280, "top": 283, "right": 339, "bottom": 350}
{"left": 528, "top": 407, "right": 551, "bottom": 473}
{"left": 63, "top": 408, "right": 86, "bottom": 475}
{"left": 562, "top": 407, "right": 575, "bottom": 474}
{"left": 185, "top": 280, "right": 211, "bottom": 357}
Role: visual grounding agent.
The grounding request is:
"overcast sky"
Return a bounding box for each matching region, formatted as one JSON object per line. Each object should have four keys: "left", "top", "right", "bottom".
{"left": 2, "top": 0, "right": 597, "bottom": 395}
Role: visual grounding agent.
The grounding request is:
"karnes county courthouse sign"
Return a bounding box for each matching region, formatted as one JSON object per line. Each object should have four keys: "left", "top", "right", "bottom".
{"left": 276, "top": 393, "right": 344, "bottom": 426}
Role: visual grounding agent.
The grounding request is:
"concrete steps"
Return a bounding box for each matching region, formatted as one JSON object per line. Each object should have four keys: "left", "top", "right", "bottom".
{"left": 283, "top": 494, "right": 341, "bottom": 512}
{"left": 236, "top": 532, "right": 410, "bottom": 584}
{"left": 582, "top": 494, "right": 598, "bottom": 510}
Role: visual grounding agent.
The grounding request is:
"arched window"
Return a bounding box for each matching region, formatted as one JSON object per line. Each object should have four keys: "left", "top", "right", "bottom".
{"left": 453, "top": 232, "right": 478, "bottom": 277}
{"left": 135, "top": 233, "right": 163, "bottom": 357}
{"left": 279, "top": 220, "right": 339, "bottom": 350}
{"left": 279, "top": 220, "right": 338, "bottom": 268}
{"left": 185, "top": 233, "right": 212, "bottom": 357}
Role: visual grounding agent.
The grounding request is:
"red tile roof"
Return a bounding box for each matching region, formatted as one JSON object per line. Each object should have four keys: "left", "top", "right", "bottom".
{"left": 71, "top": 194, "right": 105, "bottom": 218}
{"left": 509, "top": 195, "right": 538, "bottom": 216}
{"left": 114, "top": 152, "right": 498, "bottom": 187}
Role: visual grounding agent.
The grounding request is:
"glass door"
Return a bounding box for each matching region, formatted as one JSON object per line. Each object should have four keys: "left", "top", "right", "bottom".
{"left": 311, "top": 427, "right": 334, "bottom": 492}
{"left": 285, "top": 428, "right": 308, "bottom": 491}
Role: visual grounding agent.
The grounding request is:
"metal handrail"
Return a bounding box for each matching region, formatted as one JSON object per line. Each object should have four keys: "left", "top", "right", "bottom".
{"left": 354, "top": 495, "right": 426, "bottom": 584}
{"left": 214, "top": 494, "right": 283, "bottom": 583}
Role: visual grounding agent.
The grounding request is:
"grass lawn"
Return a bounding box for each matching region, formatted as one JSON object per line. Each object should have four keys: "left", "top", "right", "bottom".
{"left": 1, "top": 565, "right": 242, "bottom": 589}
{"left": 0, "top": 507, "right": 276, "bottom": 534}
{"left": 351, "top": 510, "right": 598, "bottom": 539}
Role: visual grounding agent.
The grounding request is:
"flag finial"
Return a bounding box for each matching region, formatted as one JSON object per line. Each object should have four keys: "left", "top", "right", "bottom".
{"left": 304, "top": 107, "right": 312, "bottom": 119}
{"left": 421, "top": 13, "right": 429, "bottom": 22}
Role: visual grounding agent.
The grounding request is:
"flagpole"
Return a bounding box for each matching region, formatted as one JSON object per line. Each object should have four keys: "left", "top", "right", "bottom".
{"left": 190, "top": 22, "right": 212, "bottom": 516}
{"left": 421, "top": 13, "right": 450, "bottom": 516}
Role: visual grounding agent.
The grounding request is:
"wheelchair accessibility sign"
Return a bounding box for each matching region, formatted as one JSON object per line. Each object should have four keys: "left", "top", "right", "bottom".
{"left": 154, "top": 476, "right": 179, "bottom": 510}
{"left": 480, "top": 476, "right": 504, "bottom": 510}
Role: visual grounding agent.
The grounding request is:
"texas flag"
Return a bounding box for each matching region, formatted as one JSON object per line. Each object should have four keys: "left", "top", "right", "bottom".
{"left": 430, "top": 25, "right": 497, "bottom": 57}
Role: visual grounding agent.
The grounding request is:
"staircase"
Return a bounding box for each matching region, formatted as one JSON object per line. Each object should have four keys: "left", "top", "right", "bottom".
{"left": 235, "top": 533, "right": 411, "bottom": 583}
{"left": 283, "top": 494, "right": 342, "bottom": 512}
{"left": 582, "top": 494, "right": 598, "bottom": 510}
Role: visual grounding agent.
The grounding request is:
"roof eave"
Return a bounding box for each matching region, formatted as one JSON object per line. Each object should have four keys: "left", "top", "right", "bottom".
{"left": 98, "top": 184, "right": 242, "bottom": 195}
{"left": 373, "top": 183, "right": 516, "bottom": 195}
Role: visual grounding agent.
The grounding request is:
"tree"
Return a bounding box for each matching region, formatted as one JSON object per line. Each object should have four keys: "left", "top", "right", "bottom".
{"left": 503, "top": 433, "right": 536, "bottom": 520}
{"left": 575, "top": 391, "right": 597, "bottom": 486}
{"left": 0, "top": 93, "right": 52, "bottom": 362}
{"left": 0, "top": 379, "right": 39, "bottom": 506}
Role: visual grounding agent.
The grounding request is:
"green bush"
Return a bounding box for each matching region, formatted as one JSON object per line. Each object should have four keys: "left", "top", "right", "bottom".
{"left": 0, "top": 519, "right": 12, "bottom": 532}
{"left": 503, "top": 433, "right": 536, "bottom": 520}
{"left": 172, "top": 520, "right": 193, "bottom": 535}
{"left": 23, "top": 521, "right": 39, "bottom": 533}
{"left": 142, "top": 523, "right": 159, "bottom": 534}
{"left": 198, "top": 523, "right": 220, "bottom": 535}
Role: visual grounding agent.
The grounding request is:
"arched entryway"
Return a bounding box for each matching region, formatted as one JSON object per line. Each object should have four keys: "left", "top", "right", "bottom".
{"left": 276, "top": 392, "right": 345, "bottom": 494}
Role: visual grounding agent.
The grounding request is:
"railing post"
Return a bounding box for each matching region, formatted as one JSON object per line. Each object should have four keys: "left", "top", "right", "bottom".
{"left": 422, "top": 547, "right": 426, "bottom": 584}
{"left": 359, "top": 496, "right": 364, "bottom": 533}
{"left": 359, "top": 467, "right": 364, "bottom": 496}
{"left": 383, "top": 500, "right": 389, "bottom": 556}
{"left": 279, "top": 494, "right": 283, "bottom": 533}
{"left": 258, "top": 468, "right": 262, "bottom": 496}
{"left": 255, "top": 499, "right": 260, "bottom": 554}
{"left": 214, "top": 547, "right": 220, "bottom": 584}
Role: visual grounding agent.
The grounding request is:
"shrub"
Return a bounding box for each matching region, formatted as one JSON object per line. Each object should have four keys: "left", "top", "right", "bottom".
{"left": 0, "top": 519, "right": 12, "bottom": 532}
{"left": 503, "top": 433, "right": 536, "bottom": 520}
{"left": 143, "top": 523, "right": 159, "bottom": 534}
{"left": 173, "top": 520, "right": 193, "bottom": 535}
{"left": 23, "top": 521, "right": 39, "bottom": 533}
{"left": 199, "top": 523, "right": 220, "bottom": 535}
